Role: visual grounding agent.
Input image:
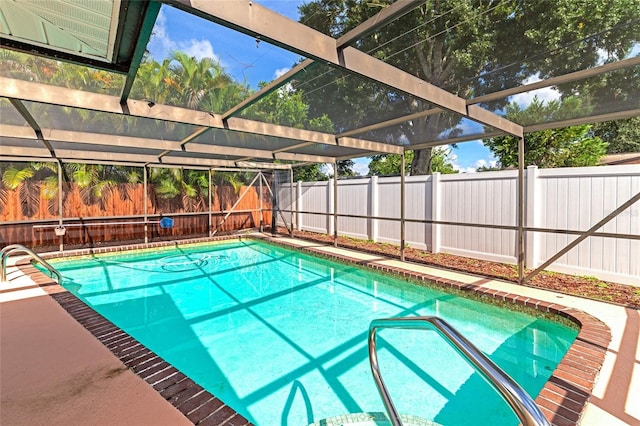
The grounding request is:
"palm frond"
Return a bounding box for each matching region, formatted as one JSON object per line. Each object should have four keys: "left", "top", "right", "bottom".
{"left": 41, "top": 176, "right": 59, "bottom": 200}
{"left": 0, "top": 184, "right": 8, "bottom": 214}
{"left": 19, "top": 181, "right": 40, "bottom": 217}
{"left": 2, "top": 166, "right": 35, "bottom": 190}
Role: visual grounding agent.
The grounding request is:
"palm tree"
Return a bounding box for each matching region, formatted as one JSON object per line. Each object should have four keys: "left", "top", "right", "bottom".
{"left": 63, "top": 163, "right": 142, "bottom": 210}
{"left": 52, "top": 60, "right": 123, "bottom": 95}
{"left": 0, "top": 49, "right": 58, "bottom": 82}
{"left": 168, "top": 52, "right": 248, "bottom": 112}
{"left": 148, "top": 167, "right": 209, "bottom": 213}
{"left": 1, "top": 162, "right": 58, "bottom": 217}
{"left": 130, "top": 58, "right": 177, "bottom": 105}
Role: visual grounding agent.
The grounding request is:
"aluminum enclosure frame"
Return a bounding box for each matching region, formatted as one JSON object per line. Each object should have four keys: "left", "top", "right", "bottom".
{"left": 1, "top": 0, "right": 638, "bottom": 285}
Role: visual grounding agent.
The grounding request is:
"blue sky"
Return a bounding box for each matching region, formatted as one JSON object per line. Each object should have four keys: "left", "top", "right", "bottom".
{"left": 145, "top": 3, "right": 570, "bottom": 175}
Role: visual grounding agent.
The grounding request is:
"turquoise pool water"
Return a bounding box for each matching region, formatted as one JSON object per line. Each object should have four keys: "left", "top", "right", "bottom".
{"left": 51, "top": 241, "right": 577, "bottom": 425}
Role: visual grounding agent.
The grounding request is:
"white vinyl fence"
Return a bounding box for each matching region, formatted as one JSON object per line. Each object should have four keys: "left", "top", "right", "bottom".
{"left": 277, "top": 165, "right": 640, "bottom": 285}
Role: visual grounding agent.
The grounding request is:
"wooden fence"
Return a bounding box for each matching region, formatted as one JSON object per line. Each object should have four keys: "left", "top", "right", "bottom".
{"left": 0, "top": 182, "right": 272, "bottom": 251}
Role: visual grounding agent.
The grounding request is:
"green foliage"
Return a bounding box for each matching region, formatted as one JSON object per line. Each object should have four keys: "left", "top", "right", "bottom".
{"left": 484, "top": 97, "right": 608, "bottom": 168}
{"left": 337, "top": 160, "right": 356, "bottom": 177}
{"left": 0, "top": 162, "right": 58, "bottom": 217}
{"left": 430, "top": 148, "right": 459, "bottom": 174}
{"left": 2, "top": 166, "right": 35, "bottom": 190}
{"left": 297, "top": 0, "right": 640, "bottom": 175}
{"left": 325, "top": 160, "right": 358, "bottom": 179}
{"left": 293, "top": 164, "right": 328, "bottom": 182}
{"left": 130, "top": 53, "right": 249, "bottom": 112}
{"left": 41, "top": 176, "right": 59, "bottom": 200}
{"left": 591, "top": 118, "right": 640, "bottom": 154}
{"left": 368, "top": 148, "right": 458, "bottom": 176}
{"left": 245, "top": 83, "right": 347, "bottom": 181}
{"left": 368, "top": 153, "right": 410, "bottom": 176}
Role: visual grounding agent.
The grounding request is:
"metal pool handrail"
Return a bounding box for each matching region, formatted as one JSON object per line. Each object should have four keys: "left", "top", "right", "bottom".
{"left": 368, "top": 316, "right": 551, "bottom": 426}
{"left": 1, "top": 244, "right": 62, "bottom": 283}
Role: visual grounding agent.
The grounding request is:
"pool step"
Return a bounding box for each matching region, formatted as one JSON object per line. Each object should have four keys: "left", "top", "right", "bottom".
{"left": 308, "top": 412, "right": 440, "bottom": 426}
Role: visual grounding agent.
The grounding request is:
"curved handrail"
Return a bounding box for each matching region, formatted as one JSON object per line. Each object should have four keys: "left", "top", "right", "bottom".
{"left": 1, "top": 244, "right": 62, "bottom": 283}
{"left": 368, "top": 316, "right": 550, "bottom": 426}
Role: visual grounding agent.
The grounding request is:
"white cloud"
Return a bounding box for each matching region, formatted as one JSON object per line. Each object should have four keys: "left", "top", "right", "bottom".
{"left": 149, "top": 9, "right": 172, "bottom": 58}
{"left": 474, "top": 158, "right": 498, "bottom": 170}
{"left": 148, "top": 9, "right": 219, "bottom": 62}
{"left": 182, "top": 39, "right": 216, "bottom": 61}
{"left": 352, "top": 161, "right": 369, "bottom": 176}
{"left": 452, "top": 164, "right": 477, "bottom": 173}
{"left": 273, "top": 67, "right": 290, "bottom": 79}
{"left": 450, "top": 157, "right": 498, "bottom": 174}
{"left": 511, "top": 73, "right": 561, "bottom": 107}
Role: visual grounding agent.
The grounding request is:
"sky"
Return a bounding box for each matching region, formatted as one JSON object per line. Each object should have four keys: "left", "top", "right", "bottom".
{"left": 145, "top": 2, "right": 567, "bottom": 175}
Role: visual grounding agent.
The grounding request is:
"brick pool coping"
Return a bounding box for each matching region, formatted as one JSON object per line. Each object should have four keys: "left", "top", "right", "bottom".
{"left": 17, "top": 234, "right": 611, "bottom": 426}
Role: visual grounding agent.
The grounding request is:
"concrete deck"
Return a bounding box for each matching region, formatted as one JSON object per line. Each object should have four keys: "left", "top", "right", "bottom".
{"left": 0, "top": 265, "right": 193, "bottom": 426}
{"left": 1, "top": 237, "right": 638, "bottom": 425}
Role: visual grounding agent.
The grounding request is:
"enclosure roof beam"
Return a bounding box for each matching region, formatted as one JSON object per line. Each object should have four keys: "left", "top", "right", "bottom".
{"left": 272, "top": 142, "right": 314, "bottom": 153}
{"left": 165, "top": 0, "right": 523, "bottom": 137}
{"left": 469, "top": 56, "right": 640, "bottom": 106}
{"left": 274, "top": 152, "right": 336, "bottom": 164}
{"left": 160, "top": 156, "right": 238, "bottom": 168}
{"left": 221, "top": 0, "right": 426, "bottom": 119}
{"left": 0, "top": 123, "right": 38, "bottom": 139}
{"left": 225, "top": 116, "right": 335, "bottom": 145}
{"left": 336, "top": 0, "right": 427, "bottom": 47}
{"left": 408, "top": 131, "right": 506, "bottom": 151}
{"left": 54, "top": 149, "right": 161, "bottom": 164}
{"left": 0, "top": 153, "right": 288, "bottom": 171}
{"left": 177, "top": 126, "right": 212, "bottom": 148}
{"left": 342, "top": 46, "right": 523, "bottom": 137}
{"left": 0, "top": 146, "right": 51, "bottom": 158}
{"left": 234, "top": 161, "right": 292, "bottom": 170}
{"left": 42, "top": 128, "right": 181, "bottom": 151}
{"left": 8, "top": 99, "right": 41, "bottom": 133}
{"left": 338, "top": 137, "right": 403, "bottom": 154}
{"left": 0, "top": 77, "right": 223, "bottom": 127}
{"left": 1, "top": 124, "right": 280, "bottom": 162}
{"left": 1, "top": 77, "right": 401, "bottom": 157}
{"left": 333, "top": 57, "right": 640, "bottom": 140}
{"left": 42, "top": 128, "right": 276, "bottom": 160}
{"left": 525, "top": 108, "right": 640, "bottom": 132}
{"left": 119, "top": 1, "right": 162, "bottom": 103}
{"left": 0, "top": 155, "right": 55, "bottom": 163}
{"left": 467, "top": 104, "right": 523, "bottom": 137}
{"left": 336, "top": 108, "right": 443, "bottom": 138}
{"left": 222, "top": 59, "right": 316, "bottom": 120}
{"left": 166, "top": 0, "right": 339, "bottom": 63}
{"left": 7, "top": 98, "right": 57, "bottom": 158}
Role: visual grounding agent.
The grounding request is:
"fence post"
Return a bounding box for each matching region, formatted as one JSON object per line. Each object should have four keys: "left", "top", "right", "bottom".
{"left": 370, "top": 175, "right": 379, "bottom": 242}
{"left": 297, "top": 181, "right": 302, "bottom": 231}
{"left": 328, "top": 180, "right": 334, "bottom": 235}
{"left": 57, "top": 160, "right": 64, "bottom": 252}
{"left": 144, "top": 166, "right": 149, "bottom": 243}
{"left": 526, "top": 165, "right": 540, "bottom": 268}
{"left": 431, "top": 172, "right": 441, "bottom": 253}
{"left": 259, "top": 172, "right": 264, "bottom": 233}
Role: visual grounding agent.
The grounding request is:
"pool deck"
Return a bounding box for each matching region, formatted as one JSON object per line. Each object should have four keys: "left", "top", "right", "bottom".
{"left": 1, "top": 235, "right": 638, "bottom": 425}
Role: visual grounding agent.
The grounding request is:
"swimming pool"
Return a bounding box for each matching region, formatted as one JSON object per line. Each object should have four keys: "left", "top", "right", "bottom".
{"left": 51, "top": 240, "right": 578, "bottom": 425}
